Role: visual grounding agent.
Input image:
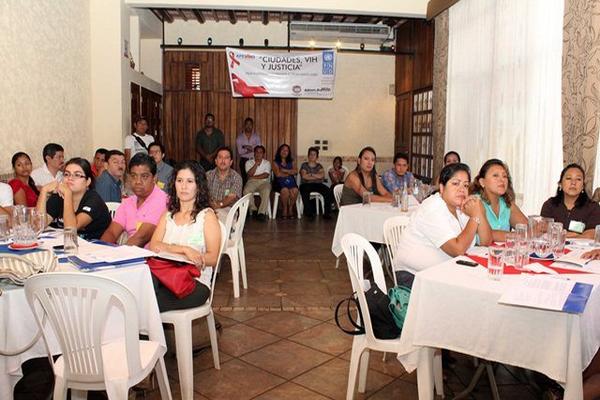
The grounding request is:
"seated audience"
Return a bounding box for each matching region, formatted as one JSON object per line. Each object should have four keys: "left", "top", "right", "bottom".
{"left": 100, "top": 153, "right": 167, "bottom": 247}
{"left": 31, "top": 143, "right": 64, "bottom": 189}
{"left": 382, "top": 152, "right": 415, "bottom": 193}
{"left": 196, "top": 113, "right": 225, "bottom": 171}
{"left": 0, "top": 182, "right": 13, "bottom": 217}
{"left": 272, "top": 143, "right": 299, "bottom": 219}
{"left": 444, "top": 151, "right": 461, "bottom": 165}
{"left": 242, "top": 145, "right": 271, "bottom": 221}
{"left": 328, "top": 156, "right": 347, "bottom": 186}
{"left": 37, "top": 158, "right": 111, "bottom": 240}
{"left": 91, "top": 148, "right": 108, "bottom": 177}
{"left": 470, "top": 159, "right": 527, "bottom": 241}
{"left": 340, "top": 146, "right": 392, "bottom": 205}
{"left": 9, "top": 152, "right": 39, "bottom": 207}
{"left": 299, "top": 147, "right": 333, "bottom": 219}
{"left": 148, "top": 142, "right": 173, "bottom": 192}
{"left": 124, "top": 115, "right": 154, "bottom": 164}
{"left": 148, "top": 160, "right": 221, "bottom": 312}
{"left": 236, "top": 117, "right": 262, "bottom": 185}
{"left": 206, "top": 146, "right": 242, "bottom": 221}
{"left": 95, "top": 150, "right": 125, "bottom": 203}
{"left": 394, "top": 163, "right": 492, "bottom": 287}
{"left": 541, "top": 163, "right": 600, "bottom": 238}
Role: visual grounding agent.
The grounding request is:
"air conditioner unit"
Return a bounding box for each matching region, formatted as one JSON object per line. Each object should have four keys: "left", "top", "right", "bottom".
{"left": 289, "top": 21, "right": 391, "bottom": 44}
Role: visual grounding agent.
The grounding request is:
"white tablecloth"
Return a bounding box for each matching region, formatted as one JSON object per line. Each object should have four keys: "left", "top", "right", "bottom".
{"left": 0, "top": 263, "right": 165, "bottom": 400}
{"left": 331, "top": 201, "right": 416, "bottom": 257}
{"left": 397, "top": 257, "right": 600, "bottom": 400}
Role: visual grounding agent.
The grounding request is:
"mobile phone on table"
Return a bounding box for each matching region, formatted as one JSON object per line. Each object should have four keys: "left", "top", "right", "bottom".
{"left": 456, "top": 259, "right": 478, "bottom": 267}
{"left": 53, "top": 245, "right": 64, "bottom": 250}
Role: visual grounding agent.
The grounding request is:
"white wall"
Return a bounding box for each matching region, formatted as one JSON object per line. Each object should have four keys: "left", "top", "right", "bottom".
{"left": 141, "top": 39, "right": 163, "bottom": 83}
{"left": 164, "top": 20, "right": 397, "bottom": 161}
{"left": 298, "top": 52, "right": 396, "bottom": 159}
{"left": 0, "top": 0, "right": 92, "bottom": 173}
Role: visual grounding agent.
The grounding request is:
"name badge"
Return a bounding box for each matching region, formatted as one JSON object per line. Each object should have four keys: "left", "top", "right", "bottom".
{"left": 568, "top": 220, "right": 585, "bottom": 233}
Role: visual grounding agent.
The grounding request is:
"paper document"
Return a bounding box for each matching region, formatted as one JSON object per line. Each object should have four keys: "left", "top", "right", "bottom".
{"left": 77, "top": 244, "right": 155, "bottom": 264}
{"left": 466, "top": 246, "right": 489, "bottom": 258}
{"left": 499, "top": 275, "right": 593, "bottom": 314}
{"left": 552, "top": 250, "right": 592, "bottom": 269}
{"left": 155, "top": 251, "right": 192, "bottom": 264}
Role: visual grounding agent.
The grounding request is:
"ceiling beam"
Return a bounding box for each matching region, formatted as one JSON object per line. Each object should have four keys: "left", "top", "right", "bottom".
{"left": 322, "top": 14, "right": 333, "bottom": 22}
{"left": 228, "top": 10, "right": 237, "bottom": 24}
{"left": 192, "top": 9, "right": 205, "bottom": 23}
{"left": 159, "top": 9, "right": 173, "bottom": 23}
{"left": 213, "top": 10, "right": 219, "bottom": 22}
{"left": 262, "top": 11, "right": 269, "bottom": 25}
{"left": 177, "top": 9, "right": 188, "bottom": 21}
{"left": 247, "top": 10, "right": 252, "bottom": 23}
{"left": 150, "top": 9, "right": 164, "bottom": 22}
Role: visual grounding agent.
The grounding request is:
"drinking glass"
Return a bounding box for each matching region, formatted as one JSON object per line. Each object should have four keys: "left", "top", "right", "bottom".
{"left": 553, "top": 229, "right": 567, "bottom": 258}
{"left": 531, "top": 236, "right": 551, "bottom": 259}
{"left": 515, "top": 223, "right": 528, "bottom": 240}
{"left": 504, "top": 232, "right": 517, "bottom": 265}
{"left": 392, "top": 190, "right": 400, "bottom": 208}
{"left": 12, "top": 206, "right": 36, "bottom": 245}
{"left": 64, "top": 227, "right": 79, "bottom": 256}
{"left": 595, "top": 225, "right": 600, "bottom": 247}
{"left": 488, "top": 245, "right": 505, "bottom": 281}
{"left": 362, "top": 192, "right": 371, "bottom": 207}
{"left": 29, "top": 209, "right": 46, "bottom": 236}
{"left": 0, "top": 215, "right": 9, "bottom": 242}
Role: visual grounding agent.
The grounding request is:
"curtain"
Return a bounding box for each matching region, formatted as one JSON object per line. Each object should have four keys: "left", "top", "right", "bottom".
{"left": 445, "top": 0, "right": 564, "bottom": 215}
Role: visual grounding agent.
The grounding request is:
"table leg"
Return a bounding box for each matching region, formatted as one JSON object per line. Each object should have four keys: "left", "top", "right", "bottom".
{"left": 417, "top": 347, "right": 435, "bottom": 400}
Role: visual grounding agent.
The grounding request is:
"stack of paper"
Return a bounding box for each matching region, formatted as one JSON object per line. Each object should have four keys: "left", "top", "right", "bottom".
{"left": 498, "top": 275, "right": 593, "bottom": 314}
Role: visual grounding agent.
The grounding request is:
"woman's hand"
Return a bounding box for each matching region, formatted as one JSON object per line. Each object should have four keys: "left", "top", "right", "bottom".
{"left": 56, "top": 182, "right": 72, "bottom": 198}
{"left": 41, "top": 181, "right": 58, "bottom": 194}
{"left": 461, "top": 196, "right": 484, "bottom": 218}
{"left": 183, "top": 247, "right": 205, "bottom": 267}
{"left": 583, "top": 249, "right": 600, "bottom": 260}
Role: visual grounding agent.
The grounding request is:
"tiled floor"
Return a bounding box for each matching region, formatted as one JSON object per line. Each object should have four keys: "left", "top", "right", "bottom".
{"left": 140, "top": 216, "right": 544, "bottom": 400}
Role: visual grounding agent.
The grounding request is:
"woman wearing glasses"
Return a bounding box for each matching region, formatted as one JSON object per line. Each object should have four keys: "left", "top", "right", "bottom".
{"left": 36, "top": 157, "right": 111, "bottom": 240}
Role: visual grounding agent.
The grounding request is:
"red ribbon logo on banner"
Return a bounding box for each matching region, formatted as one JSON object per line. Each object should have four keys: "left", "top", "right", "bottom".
{"left": 229, "top": 51, "right": 240, "bottom": 68}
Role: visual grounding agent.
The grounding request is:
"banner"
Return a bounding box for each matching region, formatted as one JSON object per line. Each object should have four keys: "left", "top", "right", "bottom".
{"left": 226, "top": 47, "right": 336, "bottom": 99}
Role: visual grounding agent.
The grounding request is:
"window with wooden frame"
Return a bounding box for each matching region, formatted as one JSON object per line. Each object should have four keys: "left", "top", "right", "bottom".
{"left": 185, "top": 63, "right": 201, "bottom": 91}
{"left": 410, "top": 87, "right": 433, "bottom": 183}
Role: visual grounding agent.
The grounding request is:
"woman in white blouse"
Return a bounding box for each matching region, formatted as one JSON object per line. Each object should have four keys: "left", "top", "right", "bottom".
{"left": 394, "top": 163, "right": 492, "bottom": 286}
{"left": 149, "top": 160, "right": 222, "bottom": 312}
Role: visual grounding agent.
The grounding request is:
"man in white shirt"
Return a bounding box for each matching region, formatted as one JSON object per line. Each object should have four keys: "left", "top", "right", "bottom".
{"left": 242, "top": 145, "right": 271, "bottom": 221}
{"left": 31, "top": 143, "right": 64, "bottom": 189}
{"left": 124, "top": 115, "right": 154, "bottom": 165}
{"left": 0, "top": 182, "right": 13, "bottom": 217}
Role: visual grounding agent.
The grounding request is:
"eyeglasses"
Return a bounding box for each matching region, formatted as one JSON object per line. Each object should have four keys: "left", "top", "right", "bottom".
{"left": 63, "top": 172, "right": 86, "bottom": 179}
{"left": 129, "top": 173, "right": 153, "bottom": 182}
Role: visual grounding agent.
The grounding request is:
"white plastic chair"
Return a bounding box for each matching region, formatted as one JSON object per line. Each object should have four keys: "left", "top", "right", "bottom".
{"left": 106, "top": 201, "right": 120, "bottom": 219}
{"left": 223, "top": 193, "right": 251, "bottom": 298}
{"left": 24, "top": 272, "right": 172, "bottom": 400}
{"left": 252, "top": 192, "right": 272, "bottom": 219}
{"left": 341, "top": 233, "right": 443, "bottom": 400}
{"left": 272, "top": 191, "right": 302, "bottom": 219}
{"left": 160, "top": 222, "right": 228, "bottom": 400}
{"left": 383, "top": 216, "right": 410, "bottom": 286}
{"left": 333, "top": 184, "right": 344, "bottom": 208}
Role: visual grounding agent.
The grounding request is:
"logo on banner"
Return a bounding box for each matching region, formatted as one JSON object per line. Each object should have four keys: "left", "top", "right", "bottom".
{"left": 229, "top": 51, "right": 240, "bottom": 68}
{"left": 322, "top": 51, "right": 334, "bottom": 75}
{"left": 292, "top": 85, "right": 302, "bottom": 94}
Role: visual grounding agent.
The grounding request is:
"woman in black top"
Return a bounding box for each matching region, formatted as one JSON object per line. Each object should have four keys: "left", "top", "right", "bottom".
{"left": 299, "top": 147, "right": 333, "bottom": 219}
{"left": 540, "top": 163, "right": 600, "bottom": 238}
{"left": 36, "top": 158, "right": 111, "bottom": 240}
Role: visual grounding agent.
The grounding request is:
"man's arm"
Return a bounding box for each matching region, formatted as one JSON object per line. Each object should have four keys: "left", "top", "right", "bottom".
{"left": 126, "top": 223, "right": 157, "bottom": 247}
{"left": 100, "top": 221, "right": 125, "bottom": 243}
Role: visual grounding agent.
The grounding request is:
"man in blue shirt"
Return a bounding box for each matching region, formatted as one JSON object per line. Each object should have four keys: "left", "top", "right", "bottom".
{"left": 382, "top": 152, "right": 414, "bottom": 193}
{"left": 95, "top": 150, "right": 125, "bottom": 203}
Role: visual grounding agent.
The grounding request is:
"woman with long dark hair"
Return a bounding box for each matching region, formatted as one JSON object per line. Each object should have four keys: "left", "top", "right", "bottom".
{"left": 148, "top": 160, "right": 222, "bottom": 311}
{"left": 541, "top": 163, "right": 600, "bottom": 238}
{"left": 471, "top": 159, "right": 527, "bottom": 241}
{"left": 9, "top": 152, "right": 39, "bottom": 207}
{"left": 272, "top": 143, "right": 299, "bottom": 219}
{"left": 36, "top": 157, "right": 110, "bottom": 240}
{"left": 340, "top": 146, "right": 391, "bottom": 205}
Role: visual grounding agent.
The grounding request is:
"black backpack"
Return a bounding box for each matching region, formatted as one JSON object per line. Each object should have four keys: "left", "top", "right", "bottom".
{"left": 335, "top": 285, "right": 401, "bottom": 340}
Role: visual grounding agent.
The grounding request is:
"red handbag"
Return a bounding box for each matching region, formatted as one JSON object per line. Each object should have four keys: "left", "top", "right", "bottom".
{"left": 147, "top": 257, "right": 200, "bottom": 299}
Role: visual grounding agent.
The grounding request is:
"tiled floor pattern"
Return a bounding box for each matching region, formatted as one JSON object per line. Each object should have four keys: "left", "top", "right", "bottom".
{"left": 144, "top": 218, "right": 540, "bottom": 399}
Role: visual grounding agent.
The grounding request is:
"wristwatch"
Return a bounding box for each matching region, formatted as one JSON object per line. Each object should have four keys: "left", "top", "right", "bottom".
{"left": 219, "top": 201, "right": 223, "bottom": 208}
{"left": 471, "top": 216, "right": 481, "bottom": 225}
